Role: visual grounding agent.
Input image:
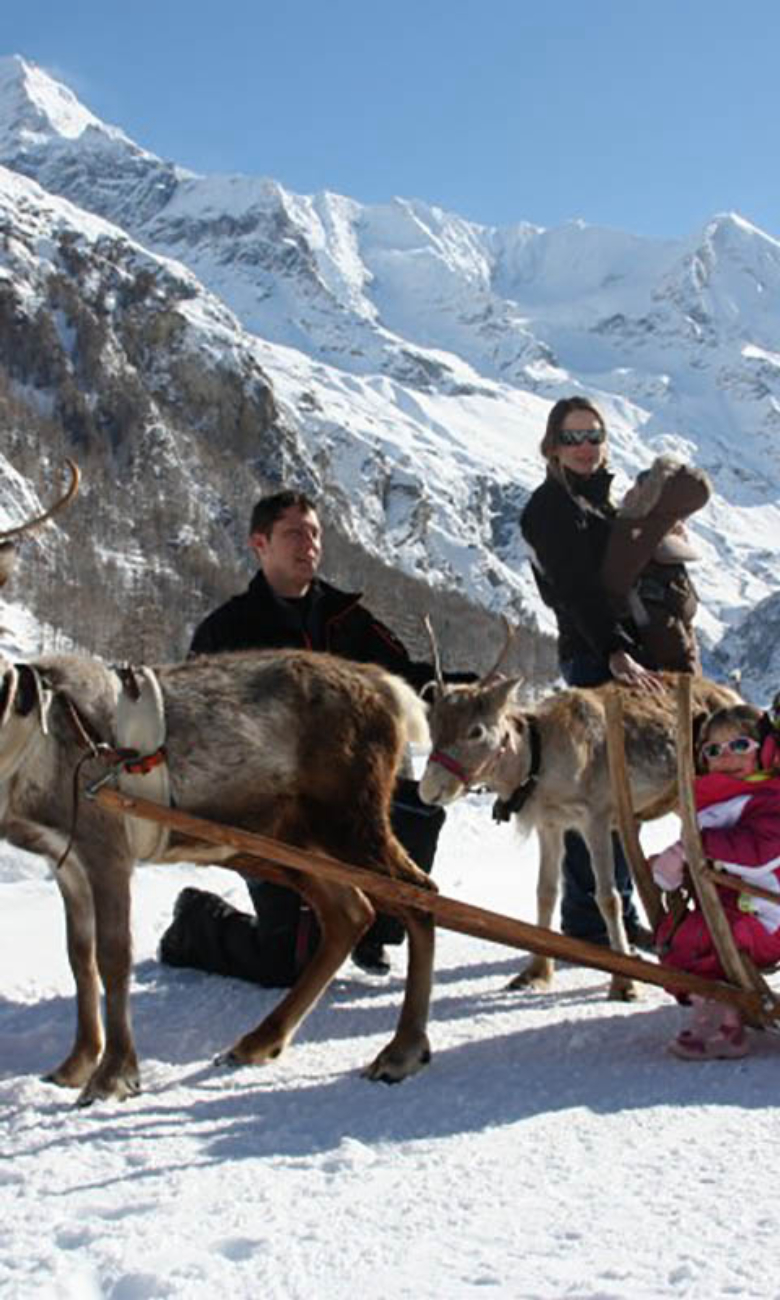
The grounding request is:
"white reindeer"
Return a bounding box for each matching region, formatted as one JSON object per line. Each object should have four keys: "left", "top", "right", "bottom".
{"left": 419, "top": 626, "right": 737, "bottom": 999}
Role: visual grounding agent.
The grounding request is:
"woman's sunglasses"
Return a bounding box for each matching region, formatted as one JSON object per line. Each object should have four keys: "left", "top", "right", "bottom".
{"left": 701, "top": 736, "right": 759, "bottom": 760}
{"left": 557, "top": 427, "right": 606, "bottom": 447}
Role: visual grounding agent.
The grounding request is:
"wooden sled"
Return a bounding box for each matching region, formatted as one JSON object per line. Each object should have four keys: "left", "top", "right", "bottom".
{"left": 675, "top": 674, "right": 780, "bottom": 1029}
{"left": 93, "top": 785, "right": 778, "bottom": 1022}
{"left": 604, "top": 687, "right": 665, "bottom": 932}
{"left": 605, "top": 677, "right": 780, "bottom": 1031}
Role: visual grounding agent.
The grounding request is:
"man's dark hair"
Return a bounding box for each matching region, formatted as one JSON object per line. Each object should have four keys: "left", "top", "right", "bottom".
{"left": 249, "top": 490, "right": 318, "bottom": 537}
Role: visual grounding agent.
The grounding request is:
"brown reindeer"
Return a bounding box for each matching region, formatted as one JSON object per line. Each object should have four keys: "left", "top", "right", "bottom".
{"left": 0, "top": 459, "right": 80, "bottom": 587}
{"left": 0, "top": 648, "right": 435, "bottom": 1105}
{"left": 418, "top": 630, "right": 738, "bottom": 998}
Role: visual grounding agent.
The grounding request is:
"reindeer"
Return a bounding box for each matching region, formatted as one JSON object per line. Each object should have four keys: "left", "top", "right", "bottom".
{"left": 0, "top": 459, "right": 80, "bottom": 588}
{"left": 0, "top": 648, "right": 436, "bottom": 1105}
{"left": 418, "top": 623, "right": 738, "bottom": 999}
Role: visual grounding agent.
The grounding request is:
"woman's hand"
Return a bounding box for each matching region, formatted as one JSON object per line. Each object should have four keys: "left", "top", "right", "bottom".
{"left": 608, "top": 650, "right": 666, "bottom": 695}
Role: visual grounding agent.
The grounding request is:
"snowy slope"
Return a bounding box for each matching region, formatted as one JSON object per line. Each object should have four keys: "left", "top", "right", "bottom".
{"left": 2, "top": 55, "right": 780, "bottom": 1299}
{"left": 2, "top": 801, "right": 779, "bottom": 1300}
{"left": 1, "top": 55, "right": 780, "bottom": 693}
{"left": 2, "top": 607, "right": 777, "bottom": 1300}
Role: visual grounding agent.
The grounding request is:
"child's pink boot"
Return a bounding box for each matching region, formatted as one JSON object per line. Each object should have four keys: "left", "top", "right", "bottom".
{"left": 668, "top": 998, "right": 721, "bottom": 1059}
{"left": 669, "top": 999, "right": 748, "bottom": 1060}
{"left": 704, "top": 1006, "right": 749, "bottom": 1059}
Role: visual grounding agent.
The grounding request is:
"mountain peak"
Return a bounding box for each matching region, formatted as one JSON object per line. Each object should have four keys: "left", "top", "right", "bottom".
{"left": 701, "top": 209, "right": 780, "bottom": 252}
{"left": 0, "top": 54, "right": 134, "bottom": 159}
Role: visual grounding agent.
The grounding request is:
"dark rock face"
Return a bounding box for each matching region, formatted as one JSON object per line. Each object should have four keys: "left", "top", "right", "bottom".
{"left": 0, "top": 187, "right": 309, "bottom": 661}
{"left": 0, "top": 173, "right": 526, "bottom": 674}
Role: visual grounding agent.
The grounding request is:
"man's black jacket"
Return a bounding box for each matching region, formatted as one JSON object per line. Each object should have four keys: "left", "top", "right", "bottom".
{"left": 188, "top": 568, "right": 460, "bottom": 961}
{"left": 190, "top": 569, "right": 457, "bottom": 693}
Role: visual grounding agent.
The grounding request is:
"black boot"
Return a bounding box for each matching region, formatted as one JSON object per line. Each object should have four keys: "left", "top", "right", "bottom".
{"left": 350, "top": 780, "right": 446, "bottom": 975}
{"left": 158, "top": 887, "right": 231, "bottom": 967}
{"left": 158, "top": 886, "right": 307, "bottom": 987}
{"left": 352, "top": 935, "right": 392, "bottom": 975}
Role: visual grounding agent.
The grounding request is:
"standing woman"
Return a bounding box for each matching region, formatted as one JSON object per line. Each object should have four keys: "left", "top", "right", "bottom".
{"left": 520, "top": 396, "right": 663, "bottom": 947}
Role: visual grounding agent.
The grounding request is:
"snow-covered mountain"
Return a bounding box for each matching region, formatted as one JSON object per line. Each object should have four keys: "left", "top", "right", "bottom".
{"left": 1, "top": 54, "right": 779, "bottom": 696}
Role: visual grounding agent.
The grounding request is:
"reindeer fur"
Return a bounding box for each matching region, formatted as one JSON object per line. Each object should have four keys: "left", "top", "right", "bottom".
{"left": 0, "top": 648, "right": 435, "bottom": 1105}
{"left": 420, "top": 672, "right": 738, "bottom": 998}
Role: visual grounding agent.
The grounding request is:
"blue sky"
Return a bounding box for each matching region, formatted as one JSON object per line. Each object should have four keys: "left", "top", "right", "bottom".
{"left": 6, "top": 1, "right": 779, "bottom": 240}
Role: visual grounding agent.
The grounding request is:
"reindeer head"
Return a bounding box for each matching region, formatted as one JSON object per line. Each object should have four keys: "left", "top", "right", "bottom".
{"left": 0, "top": 460, "right": 80, "bottom": 588}
{"left": 419, "top": 616, "right": 527, "bottom": 805}
{"left": 419, "top": 676, "right": 526, "bottom": 805}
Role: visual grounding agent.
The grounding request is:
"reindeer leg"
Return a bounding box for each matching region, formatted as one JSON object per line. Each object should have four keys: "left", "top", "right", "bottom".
{"left": 77, "top": 861, "right": 140, "bottom": 1106}
{"left": 218, "top": 877, "right": 373, "bottom": 1067}
{"left": 585, "top": 818, "right": 637, "bottom": 1002}
{"left": 362, "top": 907, "right": 434, "bottom": 1083}
{"left": 45, "top": 857, "right": 104, "bottom": 1088}
{"left": 507, "top": 824, "right": 562, "bottom": 991}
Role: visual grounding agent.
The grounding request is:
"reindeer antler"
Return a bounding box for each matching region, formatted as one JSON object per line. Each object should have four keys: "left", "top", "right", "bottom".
{"left": 481, "top": 615, "right": 517, "bottom": 686}
{"left": 0, "top": 459, "right": 81, "bottom": 545}
{"left": 422, "top": 614, "right": 445, "bottom": 692}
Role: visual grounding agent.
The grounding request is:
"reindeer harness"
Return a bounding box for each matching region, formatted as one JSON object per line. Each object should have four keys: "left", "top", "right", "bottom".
{"left": 75, "top": 665, "right": 171, "bottom": 860}
{"left": 0, "top": 661, "right": 171, "bottom": 861}
{"left": 428, "top": 716, "right": 543, "bottom": 821}
{"left": 491, "top": 717, "right": 542, "bottom": 822}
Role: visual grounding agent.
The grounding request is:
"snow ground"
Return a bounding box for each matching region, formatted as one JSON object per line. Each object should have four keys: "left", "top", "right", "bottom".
{"left": 2, "top": 801, "right": 779, "bottom": 1300}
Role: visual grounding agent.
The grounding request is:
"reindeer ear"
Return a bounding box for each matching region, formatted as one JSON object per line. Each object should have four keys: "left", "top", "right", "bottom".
{"left": 483, "top": 675, "right": 524, "bottom": 713}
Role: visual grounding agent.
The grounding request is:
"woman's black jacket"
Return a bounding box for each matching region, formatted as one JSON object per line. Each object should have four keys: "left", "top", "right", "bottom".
{"left": 520, "top": 466, "right": 636, "bottom": 666}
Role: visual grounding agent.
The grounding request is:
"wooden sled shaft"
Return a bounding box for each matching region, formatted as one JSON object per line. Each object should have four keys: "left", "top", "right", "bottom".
{"left": 604, "top": 689, "right": 664, "bottom": 930}
{"left": 699, "top": 865, "right": 780, "bottom": 907}
{"left": 95, "top": 786, "right": 776, "bottom": 1020}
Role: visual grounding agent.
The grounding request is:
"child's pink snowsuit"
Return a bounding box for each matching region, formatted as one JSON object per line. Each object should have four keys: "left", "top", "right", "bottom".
{"left": 656, "top": 771, "right": 780, "bottom": 980}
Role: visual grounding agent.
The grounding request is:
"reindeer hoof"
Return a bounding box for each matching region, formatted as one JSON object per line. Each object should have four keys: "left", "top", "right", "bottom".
{"left": 75, "top": 1070, "right": 141, "bottom": 1107}
{"left": 506, "top": 974, "right": 554, "bottom": 992}
{"left": 213, "top": 1049, "right": 251, "bottom": 1069}
{"left": 506, "top": 959, "right": 554, "bottom": 992}
{"left": 608, "top": 979, "right": 640, "bottom": 1003}
{"left": 215, "top": 1028, "right": 287, "bottom": 1068}
{"left": 362, "top": 1037, "right": 431, "bottom": 1084}
{"left": 43, "top": 1070, "right": 80, "bottom": 1091}
{"left": 43, "top": 1065, "right": 94, "bottom": 1090}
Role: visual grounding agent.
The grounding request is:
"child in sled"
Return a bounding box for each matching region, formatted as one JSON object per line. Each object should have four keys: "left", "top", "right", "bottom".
{"left": 651, "top": 701, "right": 780, "bottom": 1059}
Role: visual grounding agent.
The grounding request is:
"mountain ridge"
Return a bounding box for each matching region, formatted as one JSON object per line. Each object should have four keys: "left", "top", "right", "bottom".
{"left": 0, "top": 55, "right": 778, "bottom": 698}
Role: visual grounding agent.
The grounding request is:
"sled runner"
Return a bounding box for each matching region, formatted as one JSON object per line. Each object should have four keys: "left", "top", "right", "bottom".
{"left": 93, "top": 785, "right": 780, "bottom": 1022}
